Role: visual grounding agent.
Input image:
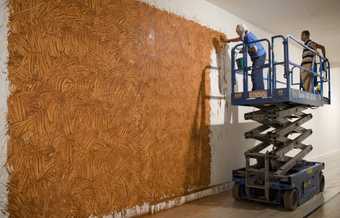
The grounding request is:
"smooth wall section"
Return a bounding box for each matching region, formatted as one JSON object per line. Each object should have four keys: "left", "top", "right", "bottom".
{"left": 306, "top": 67, "right": 340, "bottom": 159}
{"left": 7, "top": 0, "right": 219, "bottom": 217}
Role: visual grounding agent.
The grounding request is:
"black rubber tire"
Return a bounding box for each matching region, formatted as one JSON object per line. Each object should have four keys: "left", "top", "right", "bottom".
{"left": 320, "top": 174, "right": 325, "bottom": 192}
{"left": 232, "top": 183, "right": 241, "bottom": 201}
{"left": 283, "top": 189, "right": 298, "bottom": 211}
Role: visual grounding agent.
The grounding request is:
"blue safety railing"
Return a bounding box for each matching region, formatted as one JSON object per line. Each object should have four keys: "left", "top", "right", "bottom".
{"left": 231, "top": 35, "right": 331, "bottom": 105}
{"left": 231, "top": 38, "right": 272, "bottom": 98}
{"left": 272, "top": 35, "right": 331, "bottom": 102}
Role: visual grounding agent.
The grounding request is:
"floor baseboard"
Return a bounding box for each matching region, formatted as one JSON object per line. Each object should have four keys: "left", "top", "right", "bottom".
{"left": 92, "top": 182, "right": 232, "bottom": 218}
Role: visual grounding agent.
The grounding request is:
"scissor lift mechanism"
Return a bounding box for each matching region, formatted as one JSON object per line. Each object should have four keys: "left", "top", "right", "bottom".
{"left": 231, "top": 35, "right": 330, "bottom": 210}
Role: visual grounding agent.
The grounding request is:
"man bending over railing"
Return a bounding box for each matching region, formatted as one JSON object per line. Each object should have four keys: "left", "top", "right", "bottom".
{"left": 221, "top": 24, "right": 266, "bottom": 91}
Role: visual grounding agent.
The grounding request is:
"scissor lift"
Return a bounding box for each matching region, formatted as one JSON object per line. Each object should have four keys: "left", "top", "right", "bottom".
{"left": 230, "top": 35, "right": 331, "bottom": 210}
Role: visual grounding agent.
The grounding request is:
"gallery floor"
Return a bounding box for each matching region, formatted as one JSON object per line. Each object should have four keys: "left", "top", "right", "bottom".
{"left": 142, "top": 151, "right": 340, "bottom": 218}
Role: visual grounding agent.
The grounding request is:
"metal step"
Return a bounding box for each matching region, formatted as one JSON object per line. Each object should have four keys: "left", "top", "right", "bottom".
{"left": 247, "top": 196, "right": 271, "bottom": 204}
{"left": 245, "top": 152, "right": 265, "bottom": 158}
{"left": 247, "top": 184, "right": 266, "bottom": 189}
{"left": 247, "top": 168, "right": 265, "bottom": 174}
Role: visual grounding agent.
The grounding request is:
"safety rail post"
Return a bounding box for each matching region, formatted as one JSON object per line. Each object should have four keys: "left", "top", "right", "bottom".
{"left": 291, "top": 69, "right": 294, "bottom": 86}
{"left": 267, "top": 42, "right": 272, "bottom": 97}
{"left": 283, "top": 38, "right": 290, "bottom": 90}
{"left": 242, "top": 44, "right": 249, "bottom": 98}
{"left": 231, "top": 48, "right": 236, "bottom": 97}
{"left": 312, "top": 59, "right": 316, "bottom": 95}
{"left": 271, "top": 37, "right": 277, "bottom": 91}
{"left": 320, "top": 58, "right": 324, "bottom": 97}
{"left": 328, "top": 61, "right": 331, "bottom": 103}
{"left": 271, "top": 35, "right": 286, "bottom": 90}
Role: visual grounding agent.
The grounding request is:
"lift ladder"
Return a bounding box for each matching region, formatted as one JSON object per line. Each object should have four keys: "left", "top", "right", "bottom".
{"left": 243, "top": 105, "right": 313, "bottom": 201}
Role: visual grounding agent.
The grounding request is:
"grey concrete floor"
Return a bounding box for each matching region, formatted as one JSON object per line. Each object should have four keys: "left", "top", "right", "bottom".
{"left": 309, "top": 193, "right": 340, "bottom": 218}
{"left": 307, "top": 150, "right": 340, "bottom": 218}
{"left": 141, "top": 151, "right": 340, "bottom": 218}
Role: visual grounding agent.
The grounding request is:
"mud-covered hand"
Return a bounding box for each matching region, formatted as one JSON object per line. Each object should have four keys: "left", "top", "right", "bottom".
{"left": 323, "top": 57, "right": 329, "bottom": 64}
{"left": 248, "top": 46, "right": 257, "bottom": 56}
{"left": 220, "top": 35, "right": 228, "bottom": 43}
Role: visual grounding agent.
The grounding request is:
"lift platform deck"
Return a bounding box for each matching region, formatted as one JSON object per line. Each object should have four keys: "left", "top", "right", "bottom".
{"left": 232, "top": 88, "right": 328, "bottom": 107}
{"left": 230, "top": 35, "right": 331, "bottom": 210}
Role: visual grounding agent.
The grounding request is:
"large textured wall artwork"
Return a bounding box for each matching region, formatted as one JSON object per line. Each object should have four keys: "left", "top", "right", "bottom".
{"left": 7, "top": 0, "right": 222, "bottom": 217}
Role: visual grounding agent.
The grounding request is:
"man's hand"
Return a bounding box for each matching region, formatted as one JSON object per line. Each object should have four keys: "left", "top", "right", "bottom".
{"left": 313, "top": 41, "right": 326, "bottom": 58}
{"left": 248, "top": 46, "right": 257, "bottom": 56}
{"left": 220, "top": 35, "right": 228, "bottom": 43}
{"left": 323, "top": 57, "right": 329, "bottom": 64}
{"left": 213, "top": 37, "right": 223, "bottom": 52}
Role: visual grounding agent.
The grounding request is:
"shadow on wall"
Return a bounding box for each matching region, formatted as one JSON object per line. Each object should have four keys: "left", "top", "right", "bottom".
{"left": 209, "top": 38, "right": 258, "bottom": 184}
{"left": 187, "top": 66, "right": 211, "bottom": 191}
{"left": 139, "top": 32, "right": 259, "bottom": 196}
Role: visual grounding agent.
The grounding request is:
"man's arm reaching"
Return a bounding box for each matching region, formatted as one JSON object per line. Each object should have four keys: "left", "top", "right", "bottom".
{"left": 315, "top": 43, "right": 326, "bottom": 58}
{"left": 311, "top": 41, "right": 326, "bottom": 58}
{"left": 220, "top": 35, "right": 242, "bottom": 44}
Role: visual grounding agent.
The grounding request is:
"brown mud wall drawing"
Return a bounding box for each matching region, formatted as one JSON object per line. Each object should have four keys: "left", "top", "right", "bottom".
{"left": 7, "top": 0, "right": 222, "bottom": 217}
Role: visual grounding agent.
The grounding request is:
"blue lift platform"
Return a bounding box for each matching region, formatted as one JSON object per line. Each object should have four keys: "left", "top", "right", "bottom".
{"left": 230, "top": 35, "right": 331, "bottom": 210}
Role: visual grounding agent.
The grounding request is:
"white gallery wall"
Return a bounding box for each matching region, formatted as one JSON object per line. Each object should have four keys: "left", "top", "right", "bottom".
{"left": 305, "top": 67, "right": 340, "bottom": 159}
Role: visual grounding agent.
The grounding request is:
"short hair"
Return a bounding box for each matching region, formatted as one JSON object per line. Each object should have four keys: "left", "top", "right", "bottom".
{"left": 236, "top": 24, "right": 247, "bottom": 34}
{"left": 302, "top": 30, "right": 310, "bottom": 37}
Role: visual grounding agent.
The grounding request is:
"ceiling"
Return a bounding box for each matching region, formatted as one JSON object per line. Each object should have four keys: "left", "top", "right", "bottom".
{"left": 207, "top": 0, "right": 340, "bottom": 67}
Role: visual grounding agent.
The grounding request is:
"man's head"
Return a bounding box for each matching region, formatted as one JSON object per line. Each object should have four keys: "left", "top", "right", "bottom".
{"left": 301, "top": 30, "right": 310, "bottom": 42}
{"left": 236, "top": 24, "right": 247, "bottom": 39}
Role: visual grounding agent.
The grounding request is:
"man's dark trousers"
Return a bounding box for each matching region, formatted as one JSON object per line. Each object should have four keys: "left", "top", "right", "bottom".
{"left": 251, "top": 54, "right": 266, "bottom": 91}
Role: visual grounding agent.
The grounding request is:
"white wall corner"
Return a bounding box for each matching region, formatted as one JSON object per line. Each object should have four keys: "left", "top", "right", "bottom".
{"left": 0, "top": 0, "right": 9, "bottom": 217}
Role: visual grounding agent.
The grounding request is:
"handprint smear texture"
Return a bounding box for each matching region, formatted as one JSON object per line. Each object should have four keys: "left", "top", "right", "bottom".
{"left": 8, "top": 0, "right": 221, "bottom": 217}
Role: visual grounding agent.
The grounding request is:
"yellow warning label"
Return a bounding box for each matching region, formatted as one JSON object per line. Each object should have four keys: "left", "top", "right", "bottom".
{"left": 306, "top": 168, "right": 314, "bottom": 175}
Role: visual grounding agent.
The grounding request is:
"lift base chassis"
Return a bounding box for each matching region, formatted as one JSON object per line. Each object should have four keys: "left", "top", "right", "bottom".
{"left": 232, "top": 161, "right": 324, "bottom": 209}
